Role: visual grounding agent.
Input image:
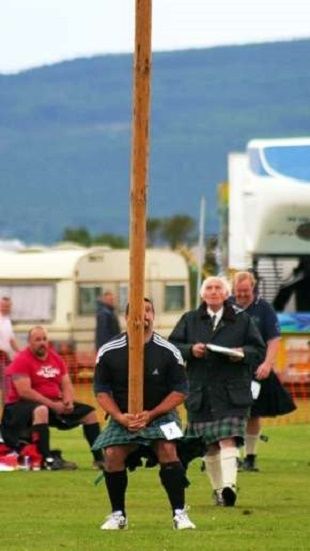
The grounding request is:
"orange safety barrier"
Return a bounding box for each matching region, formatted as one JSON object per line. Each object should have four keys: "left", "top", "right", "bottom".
{"left": 59, "top": 351, "right": 96, "bottom": 384}
{"left": 277, "top": 334, "right": 310, "bottom": 399}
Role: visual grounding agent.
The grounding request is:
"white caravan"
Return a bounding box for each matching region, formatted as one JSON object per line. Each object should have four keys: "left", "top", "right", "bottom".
{"left": 0, "top": 246, "right": 190, "bottom": 350}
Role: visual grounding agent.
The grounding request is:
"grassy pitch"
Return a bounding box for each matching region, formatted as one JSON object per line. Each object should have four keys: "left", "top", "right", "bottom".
{"left": 0, "top": 424, "right": 309, "bottom": 551}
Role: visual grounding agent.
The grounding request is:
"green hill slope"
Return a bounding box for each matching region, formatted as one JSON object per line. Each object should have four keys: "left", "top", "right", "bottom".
{"left": 0, "top": 39, "right": 309, "bottom": 243}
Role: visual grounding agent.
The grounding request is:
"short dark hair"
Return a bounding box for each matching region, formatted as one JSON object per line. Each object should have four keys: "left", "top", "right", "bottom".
{"left": 125, "top": 297, "right": 154, "bottom": 316}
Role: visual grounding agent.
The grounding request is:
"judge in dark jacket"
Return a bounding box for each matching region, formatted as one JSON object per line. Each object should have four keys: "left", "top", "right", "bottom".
{"left": 95, "top": 291, "right": 121, "bottom": 351}
{"left": 169, "top": 276, "right": 265, "bottom": 507}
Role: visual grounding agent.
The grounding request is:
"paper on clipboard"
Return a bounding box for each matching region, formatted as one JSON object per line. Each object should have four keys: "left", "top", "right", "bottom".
{"left": 206, "top": 343, "right": 244, "bottom": 359}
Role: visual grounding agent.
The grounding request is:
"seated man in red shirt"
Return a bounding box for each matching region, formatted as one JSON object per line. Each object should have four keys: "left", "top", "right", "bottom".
{"left": 1, "top": 326, "right": 103, "bottom": 470}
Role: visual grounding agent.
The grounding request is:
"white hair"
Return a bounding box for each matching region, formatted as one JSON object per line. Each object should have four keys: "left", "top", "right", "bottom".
{"left": 200, "top": 276, "right": 231, "bottom": 299}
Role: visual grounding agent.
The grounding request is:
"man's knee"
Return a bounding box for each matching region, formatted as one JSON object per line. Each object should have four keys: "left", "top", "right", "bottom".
{"left": 219, "top": 438, "right": 236, "bottom": 449}
{"left": 206, "top": 443, "right": 220, "bottom": 456}
{"left": 155, "top": 440, "right": 179, "bottom": 463}
{"left": 33, "top": 405, "right": 49, "bottom": 424}
{"left": 104, "top": 445, "right": 130, "bottom": 472}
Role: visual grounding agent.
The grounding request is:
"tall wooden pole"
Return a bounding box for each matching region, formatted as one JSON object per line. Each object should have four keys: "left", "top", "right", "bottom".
{"left": 128, "top": 0, "right": 152, "bottom": 413}
{"left": 196, "top": 196, "right": 206, "bottom": 308}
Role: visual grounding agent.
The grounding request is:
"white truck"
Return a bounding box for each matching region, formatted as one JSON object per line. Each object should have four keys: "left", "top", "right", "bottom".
{"left": 226, "top": 137, "right": 310, "bottom": 313}
{"left": 223, "top": 138, "right": 310, "bottom": 382}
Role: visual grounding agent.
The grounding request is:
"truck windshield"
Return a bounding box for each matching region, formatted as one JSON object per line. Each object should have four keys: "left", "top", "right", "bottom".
{"left": 248, "top": 144, "right": 310, "bottom": 181}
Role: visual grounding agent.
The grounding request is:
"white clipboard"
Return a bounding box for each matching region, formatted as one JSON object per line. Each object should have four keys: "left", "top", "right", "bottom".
{"left": 206, "top": 343, "right": 244, "bottom": 359}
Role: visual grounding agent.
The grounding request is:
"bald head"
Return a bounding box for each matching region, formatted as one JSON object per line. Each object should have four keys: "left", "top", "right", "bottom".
{"left": 28, "top": 326, "right": 49, "bottom": 358}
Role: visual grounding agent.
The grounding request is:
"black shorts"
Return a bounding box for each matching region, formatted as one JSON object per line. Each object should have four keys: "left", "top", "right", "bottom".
{"left": 1, "top": 400, "right": 95, "bottom": 448}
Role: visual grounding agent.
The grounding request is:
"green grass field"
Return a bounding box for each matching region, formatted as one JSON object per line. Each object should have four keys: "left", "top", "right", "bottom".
{"left": 0, "top": 424, "right": 310, "bottom": 551}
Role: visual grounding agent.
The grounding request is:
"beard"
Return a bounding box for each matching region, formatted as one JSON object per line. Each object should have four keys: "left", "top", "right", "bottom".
{"left": 35, "top": 346, "right": 47, "bottom": 358}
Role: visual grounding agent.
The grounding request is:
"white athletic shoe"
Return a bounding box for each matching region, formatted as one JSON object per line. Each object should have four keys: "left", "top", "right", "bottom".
{"left": 173, "top": 507, "right": 196, "bottom": 530}
{"left": 100, "top": 511, "right": 128, "bottom": 530}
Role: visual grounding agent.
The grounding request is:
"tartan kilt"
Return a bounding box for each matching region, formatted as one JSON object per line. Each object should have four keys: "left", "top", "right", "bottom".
{"left": 251, "top": 371, "right": 296, "bottom": 417}
{"left": 185, "top": 416, "right": 247, "bottom": 449}
{"left": 92, "top": 410, "right": 182, "bottom": 451}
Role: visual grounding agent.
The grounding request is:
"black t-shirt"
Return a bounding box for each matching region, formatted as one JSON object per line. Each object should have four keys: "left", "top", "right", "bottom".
{"left": 94, "top": 332, "right": 188, "bottom": 412}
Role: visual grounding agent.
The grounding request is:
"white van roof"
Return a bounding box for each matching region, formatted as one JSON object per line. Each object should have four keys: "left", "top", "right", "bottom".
{"left": 0, "top": 247, "right": 188, "bottom": 281}
{"left": 0, "top": 249, "right": 88, "bottom": 279}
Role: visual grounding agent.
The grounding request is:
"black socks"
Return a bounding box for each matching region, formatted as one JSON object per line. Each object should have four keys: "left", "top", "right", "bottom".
{"left": 31, "top": 423, "right": 50, "bottom": 458}
{"left": 159, "top": 461, "right": 189, "bottom": 512}
{"left": 104, "top": 470, "right": 128, "bottom": 515}
{"left": 83, "top": 422, "right": 102, "bottom": 461}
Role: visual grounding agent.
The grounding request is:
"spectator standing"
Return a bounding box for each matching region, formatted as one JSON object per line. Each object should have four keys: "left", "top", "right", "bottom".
{"left": 0, "top": 296, "right": 19, "bottom": 362}
{"left": 0, "top": 297, "right": 20, "bottom": 406}
{"left": 232, "top": 271, "right": 296, "bottom": 471}
{"left": 93, "top": 298, "right": 195, "bottom": 530}
{"left": 169, "top": 276, "right": 265, "bottom": 507}
{"left": 95, "top": 291, "right": 121, "bottom": 351}
{"left": 1, "top": 326, "right": 104, "bottom": 469}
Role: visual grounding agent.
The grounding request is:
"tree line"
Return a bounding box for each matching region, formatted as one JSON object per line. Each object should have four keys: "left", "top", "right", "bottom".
{"left": 61, "top": 214, "right": 218, "bottom": 276}
{"left": 62, "top": 214, "right": 197, "bottom": 250}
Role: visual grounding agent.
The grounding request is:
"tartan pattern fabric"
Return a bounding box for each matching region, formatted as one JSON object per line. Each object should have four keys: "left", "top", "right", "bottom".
{"left": 0, "top": 350, "right": 10, "bottom": 369}
{"left": 0, "top": 350, "right": 10, "bottom": 388}
{"left": 185, "top": 416, "right": 247, "bottom": 448}
{"left": 92, "top": 410, "right": 181, "bottom": 450}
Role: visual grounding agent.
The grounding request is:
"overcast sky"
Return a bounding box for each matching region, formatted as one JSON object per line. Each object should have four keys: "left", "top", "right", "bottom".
{"left": 0, "top": 0, "right": 309, "bottom": 74}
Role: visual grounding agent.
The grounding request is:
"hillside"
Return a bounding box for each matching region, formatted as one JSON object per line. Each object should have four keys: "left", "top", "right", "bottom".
{"left": 0, "top": 39, "right": 310, "bottom": 243}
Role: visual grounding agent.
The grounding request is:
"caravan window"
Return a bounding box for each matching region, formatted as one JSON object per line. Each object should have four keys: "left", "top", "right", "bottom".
{"left": 0, "top": 284, "right": 55, "bottom": 321}
{"left": 118, "top": 285, "right": 128, "bottom": 313}
{"left": 164, "top": 284, "right": 185, "bottom": 311}
{"left": 78, "top": 286, "right": 102, "bottom": 315}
